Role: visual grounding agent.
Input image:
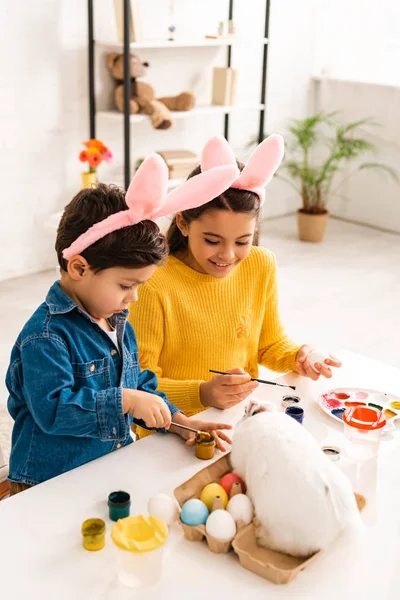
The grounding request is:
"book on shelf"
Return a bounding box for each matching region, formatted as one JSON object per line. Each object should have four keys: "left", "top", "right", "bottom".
{"left": 113, "top": 0, "right": 143, "bottom": 43}
{"left": 156, "top": 150, "right": 199, "bottom": 180}
{"left": 211, "top": 67, "right": 238, "bottom": 106}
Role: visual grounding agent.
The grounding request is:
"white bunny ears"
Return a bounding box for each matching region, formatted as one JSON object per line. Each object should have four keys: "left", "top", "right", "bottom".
{"left": 201, "top": 134, "right": 284, "bottom": 206}
{"left": 62, "top": 154, "right": 238, "bottom": 259}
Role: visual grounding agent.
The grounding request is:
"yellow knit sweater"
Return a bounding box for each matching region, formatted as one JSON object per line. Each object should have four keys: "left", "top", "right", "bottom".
{"left": 129, "top": 247, "right": 301, "bottom": 431}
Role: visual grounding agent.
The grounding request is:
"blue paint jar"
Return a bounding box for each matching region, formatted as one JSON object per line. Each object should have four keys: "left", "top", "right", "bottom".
{"left": 108, "top": 491, "right": 131, "bottom": 521}
{"left": 285, "top": 406, "right": 304, "bottom": 424}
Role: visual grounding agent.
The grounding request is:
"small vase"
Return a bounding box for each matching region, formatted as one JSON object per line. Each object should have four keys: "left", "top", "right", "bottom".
{"left": 297, "top": 209, "right": 329, "bottom": 243}
{"left": 81, "top": 171, "right": 97, "bottom": 189}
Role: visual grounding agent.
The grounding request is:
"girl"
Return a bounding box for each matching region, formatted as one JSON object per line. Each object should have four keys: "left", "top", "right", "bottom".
{"left": 129, "top": 135, "right": 341, "bottom": 435}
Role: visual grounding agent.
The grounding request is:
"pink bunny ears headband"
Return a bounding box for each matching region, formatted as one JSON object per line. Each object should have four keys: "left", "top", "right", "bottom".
{"left": 62, "top": 156, "right": 238, "bottom": 259}
{"left": 62, "top": 134, "right": 284, "bottom": 259}
{"left": 201, "top": 133, "right": 284, "bottom": 206}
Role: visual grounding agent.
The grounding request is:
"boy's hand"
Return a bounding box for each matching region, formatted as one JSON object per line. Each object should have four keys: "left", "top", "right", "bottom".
{"left": 123, "top": 389, "right": 172, "bottom": 429}
{"left": 169, "top": 413, "right": 232, "bottom": 452}
{"left": 200, "top": 368, "right": 259, "bottom": 410}
{"left": 295, "top": 345, "right": 342, "bottom": 381}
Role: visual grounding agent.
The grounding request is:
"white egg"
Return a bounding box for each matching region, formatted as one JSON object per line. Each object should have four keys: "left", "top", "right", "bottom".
{"left": 147, "top": 493, "right": 180, "bottom": 526}
{"left": 226, "top": 494, "right": 254, "bottom": 525}
{"left": 205, "top": 509, "right": 236, "bottom": 541}
{"left": 307, "top": 350, "right": 330, "bottom": 372}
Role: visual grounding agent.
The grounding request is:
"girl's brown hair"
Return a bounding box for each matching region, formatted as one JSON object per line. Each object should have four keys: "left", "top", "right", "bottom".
{"left": 166, "top": 163, "right": 260, "bottom": 254}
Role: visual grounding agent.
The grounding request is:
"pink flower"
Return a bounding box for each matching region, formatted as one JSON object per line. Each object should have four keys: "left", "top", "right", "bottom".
{"left": 103, "top": 149, "right": 113, "bottom": 164}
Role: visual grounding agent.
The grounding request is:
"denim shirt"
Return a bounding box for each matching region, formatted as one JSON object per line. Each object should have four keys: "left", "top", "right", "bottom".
{"left": 6, "top": 281, "right": 180, "bottom": 485}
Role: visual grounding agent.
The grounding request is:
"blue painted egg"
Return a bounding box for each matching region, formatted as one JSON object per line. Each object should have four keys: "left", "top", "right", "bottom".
{"left": 180, "top": 499, "right": 209, "bottom": 526}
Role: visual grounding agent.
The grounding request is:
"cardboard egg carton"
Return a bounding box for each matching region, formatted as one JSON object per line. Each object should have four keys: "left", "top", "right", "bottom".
{"left": 174, "top": 454, "right": 366, "bottom": 585}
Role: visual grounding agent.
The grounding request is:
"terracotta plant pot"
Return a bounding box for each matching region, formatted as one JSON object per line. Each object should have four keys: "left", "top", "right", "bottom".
{"left": 297, "top": 210, "right": 329, "bottom": 243}
{"left": 81, "top": 171, "right": 97, "bottom": 189}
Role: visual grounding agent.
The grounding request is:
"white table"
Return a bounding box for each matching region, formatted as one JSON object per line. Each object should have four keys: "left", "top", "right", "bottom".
{"left": 1, "top": 350, "right": 399, "bottom": 600}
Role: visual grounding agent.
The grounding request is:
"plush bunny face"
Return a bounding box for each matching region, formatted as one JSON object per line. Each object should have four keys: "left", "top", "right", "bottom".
{"left": 107, "top": 52, "right": 149, "bottom": 80}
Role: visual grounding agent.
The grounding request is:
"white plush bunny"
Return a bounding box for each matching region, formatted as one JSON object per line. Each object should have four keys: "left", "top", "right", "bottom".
{"left": 231, "top": 399, "right": 361, "bottom": 557}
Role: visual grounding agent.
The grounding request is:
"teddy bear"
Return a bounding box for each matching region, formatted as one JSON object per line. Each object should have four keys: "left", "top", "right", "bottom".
{"left": 107, "top": 52, "right": 196, "bottom": 130}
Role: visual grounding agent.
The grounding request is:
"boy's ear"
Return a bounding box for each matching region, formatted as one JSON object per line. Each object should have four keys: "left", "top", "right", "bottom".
{"left": 175, "top": 213, "right": 189, "bottom": 237}
{"left": 67, "top": 255, "right": 91, "bottom": 280}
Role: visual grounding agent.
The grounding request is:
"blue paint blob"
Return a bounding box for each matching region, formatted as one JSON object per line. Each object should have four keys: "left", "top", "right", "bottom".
{"left": 331, "top": 408, "right": 345, "bottom": 420}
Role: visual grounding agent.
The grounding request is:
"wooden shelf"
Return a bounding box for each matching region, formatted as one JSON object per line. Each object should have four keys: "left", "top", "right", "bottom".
{"left": 98, "top": 104, "right": 265, "bottom": 124}
{"left": 97, "top": 38, "right": 268, "bottom": 50}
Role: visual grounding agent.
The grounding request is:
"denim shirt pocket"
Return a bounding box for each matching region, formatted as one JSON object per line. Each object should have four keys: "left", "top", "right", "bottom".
{"left": 123, "top": 350, "right": 139, "bottom": 389}
{"left": 71, "top": 357, "right": 111, "bottom": 390}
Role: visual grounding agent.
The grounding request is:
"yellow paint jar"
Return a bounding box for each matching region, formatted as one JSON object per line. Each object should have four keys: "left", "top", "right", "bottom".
{"left": 81, "top": 518, "right": 106, "bottom": 551}
{"left": 195, "top": 432, "right": 216, "bottom": 460}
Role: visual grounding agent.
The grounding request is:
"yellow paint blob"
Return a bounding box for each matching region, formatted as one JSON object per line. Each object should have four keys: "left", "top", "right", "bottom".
{"left": 384, "top": 409, "right": 397, "bottom": 420}
{"left": 389, "top": 401, "right": 400, "bottom": 411}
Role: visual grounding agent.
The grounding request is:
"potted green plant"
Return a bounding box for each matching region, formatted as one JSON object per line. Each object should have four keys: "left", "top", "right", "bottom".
{"left": 254, "top": 113, "right": 397, "bottom": 242}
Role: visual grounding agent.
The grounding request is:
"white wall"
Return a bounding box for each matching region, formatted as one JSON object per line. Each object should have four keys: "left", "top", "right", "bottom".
{"left": 313, "top": 78, "right": 400, "bottom": 233}
{"left": 312, "top": 1, "right": 400, "bottom": 233}
{"left": 0, "top": 0, "right": 318, "bottom": 281}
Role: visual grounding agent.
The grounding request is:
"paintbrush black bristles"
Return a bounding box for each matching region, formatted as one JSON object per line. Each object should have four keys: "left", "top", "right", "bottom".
{"left": 209, "top": 370, "right": 296, "bottom": 390}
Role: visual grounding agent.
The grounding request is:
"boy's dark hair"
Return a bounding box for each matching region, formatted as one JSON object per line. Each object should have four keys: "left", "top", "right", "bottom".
{"left": 166, "top": 162, "right": 260, "bottom": 254}
{"left": 56, "top": 183, "right": 168, "bottom": 272}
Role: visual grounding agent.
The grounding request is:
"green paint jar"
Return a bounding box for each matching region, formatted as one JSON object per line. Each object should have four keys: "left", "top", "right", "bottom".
{"left": 108, "top": 490, "right": 131, "bottom": 521}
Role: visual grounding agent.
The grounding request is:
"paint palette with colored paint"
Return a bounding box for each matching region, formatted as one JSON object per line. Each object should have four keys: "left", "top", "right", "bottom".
{"left": 318, "top": 387, "right": 400, "bottom": 429}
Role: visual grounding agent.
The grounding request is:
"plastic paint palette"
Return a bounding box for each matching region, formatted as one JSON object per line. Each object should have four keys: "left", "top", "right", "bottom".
{"left": 318, "top": 387, "right": 400, "bottom": 430}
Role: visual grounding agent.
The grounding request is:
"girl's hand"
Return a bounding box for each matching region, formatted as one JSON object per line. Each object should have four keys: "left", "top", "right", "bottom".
{"left": 295, "top": 345, "right": 342, "bottom": 381}
{"left": 200, "top": 368, "right": 259, "bottom": 410}
{"left": 169, "top": 414, "right": 232, "bottom": 452}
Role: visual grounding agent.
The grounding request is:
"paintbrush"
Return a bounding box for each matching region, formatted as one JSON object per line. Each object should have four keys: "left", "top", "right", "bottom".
{"left": 209, "top": 369, "right": 296, "bottom": 391}
{"left": 169, "top": 422, "right": 201, "bottom": 435}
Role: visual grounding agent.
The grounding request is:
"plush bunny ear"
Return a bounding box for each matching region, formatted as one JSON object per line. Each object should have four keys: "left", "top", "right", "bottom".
{"left": 125, "top": 153, "right": 168, "bottom": 222}
{"left": 232, "top": 134, "right": 284, "bottom": 203}
{"left": 153, "top": 165, "right": 238, "bottom": 219}
{"left": 245, "top": 399, "right": 276, "bottom": 417}
{"left": 201, "top": 135, "right": 238, "bottom": 172}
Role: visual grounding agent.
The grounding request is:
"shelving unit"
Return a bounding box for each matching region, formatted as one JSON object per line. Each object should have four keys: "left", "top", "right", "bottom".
{"left": 87, "top": 0, "right": 271, "bottom": 189}
{"left": 97, "top": 38, "right": 268, "bottom": 50}
{"left": 97, "top": 104, "right": 266, "bottom": 124}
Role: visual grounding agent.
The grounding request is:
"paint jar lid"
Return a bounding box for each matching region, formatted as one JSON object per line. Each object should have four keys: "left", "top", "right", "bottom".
{"left": 81, "top": 518, "right": 106, "bottom": 536}
{"left": 281, "top": 395, "right": 301, "bottom": 405}
{"left": 343, "top": 406, "right": 386, "bottom": 430}
{"left": 108, "top": 490, "right": 131, "bottom": 508}
{"left": 321, "top": 445, "right": 341, "bottom": 461}
{"left": 111, "top": 515, "right": 168, "bottom": 553}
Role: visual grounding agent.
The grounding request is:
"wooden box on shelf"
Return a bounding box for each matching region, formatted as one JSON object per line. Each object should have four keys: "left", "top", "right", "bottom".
{"left": 212, "top": 67, "right": 238, "bottom": 106}
{"left": 156, "top": 150, "right": 199, "bottom": 181}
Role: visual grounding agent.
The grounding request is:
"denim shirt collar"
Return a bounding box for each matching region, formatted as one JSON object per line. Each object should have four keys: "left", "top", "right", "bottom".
{"left": 45, "top": 281, "right": 129, "bottom": 326}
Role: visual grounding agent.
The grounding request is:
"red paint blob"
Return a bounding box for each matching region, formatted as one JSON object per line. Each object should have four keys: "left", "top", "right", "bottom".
{"left": 334, "top": 392, "right": 350, "bottom": 400}
{"left": 355, "top": 391, "right": 369, "bottom": 400}
{"left": 321, "top": 394, "right": 343, "bottom": 409}
{"left": 345, "top": 401, "right": 365, "bottom": 407}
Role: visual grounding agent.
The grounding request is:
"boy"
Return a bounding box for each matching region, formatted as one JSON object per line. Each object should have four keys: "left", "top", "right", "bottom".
{"left": 6, "top": 154, "right": 237, "bottom": 494}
